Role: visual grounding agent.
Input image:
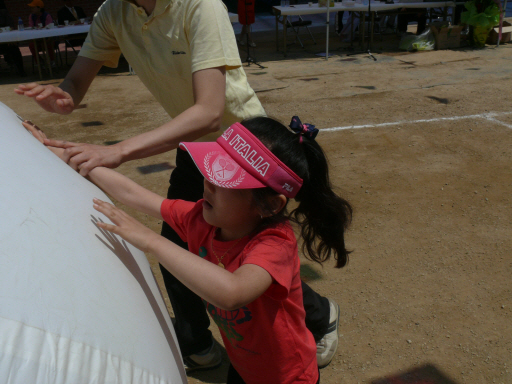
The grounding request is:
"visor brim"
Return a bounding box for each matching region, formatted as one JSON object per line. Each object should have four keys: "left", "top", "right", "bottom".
{"left": 179, "top": 141, "right": 266, "bottom": 190}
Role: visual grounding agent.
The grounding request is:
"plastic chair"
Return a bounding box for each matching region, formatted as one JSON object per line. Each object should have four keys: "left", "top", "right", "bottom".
{"left": 61, "top": 38, "right": 84, "bottom": 66}
{"left": 286, "top": 16, "right": 316, "bottom": 48}
{"left": 426, "top": 7, "right": 453, "bottom": 25}
{"left": 0, "top": 54, "right": 9, "bottom": 72}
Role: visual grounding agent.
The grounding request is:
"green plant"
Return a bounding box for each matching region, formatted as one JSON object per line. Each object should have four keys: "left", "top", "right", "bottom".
{"left": 461, "top": 0, "right": 502, "bottom": 29}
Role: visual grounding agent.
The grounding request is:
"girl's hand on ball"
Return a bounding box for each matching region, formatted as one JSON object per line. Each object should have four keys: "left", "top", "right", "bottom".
{"left": 93, "top": 198, "right": 157, "bottom": 253}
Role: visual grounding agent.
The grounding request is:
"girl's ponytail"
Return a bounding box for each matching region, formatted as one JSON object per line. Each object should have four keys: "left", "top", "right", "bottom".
{"left": 291, "top": 134, "right": 353, "bottom": 268}
{"left": 242, "top": 116, "right": 353, "bottom": 269}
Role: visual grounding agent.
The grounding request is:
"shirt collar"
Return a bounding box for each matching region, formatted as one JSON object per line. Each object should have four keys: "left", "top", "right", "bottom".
{"left": 122, "top": 0, "right": 172, "bottom": 17}
{"left": 153, "top": 0, "right": 173, "bottom": 17}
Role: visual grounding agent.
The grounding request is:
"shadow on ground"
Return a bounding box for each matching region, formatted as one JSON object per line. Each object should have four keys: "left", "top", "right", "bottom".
{"left": 0, "top": 55, "right": 133, "bottom": 86}
{"left": 1, "top": 23, "right": 477, "bottom": 87}
{"left": 188, "top": 362, "right": 459, "bottom": 383}
{"left": 371, "top": 363, "right": 459, "bottom": 384}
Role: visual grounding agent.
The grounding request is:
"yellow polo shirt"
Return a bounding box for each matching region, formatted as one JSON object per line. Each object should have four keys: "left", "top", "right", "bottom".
{"left": 80, "top": 0, "right": 265, "bottom": 130}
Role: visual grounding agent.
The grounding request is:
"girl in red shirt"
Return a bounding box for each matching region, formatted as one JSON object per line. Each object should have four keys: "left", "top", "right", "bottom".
{"left": 29, "top": 116, "right": 352, "bottom": 384}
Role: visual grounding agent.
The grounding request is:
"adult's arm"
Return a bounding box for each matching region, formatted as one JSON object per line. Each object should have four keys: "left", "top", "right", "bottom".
{"left": 21, "top": 121, "right": 164, "bottom": 218}
{"left": 45, "top": 66, "right": 226, "bottom": 176}
{"left": 15, "top": 56, "right": 104, "bottom": 114}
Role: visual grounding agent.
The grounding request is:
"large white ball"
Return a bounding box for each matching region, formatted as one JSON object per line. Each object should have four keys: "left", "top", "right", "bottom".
{"left": 0, "top": 102, "right": 186, "bottom": 384}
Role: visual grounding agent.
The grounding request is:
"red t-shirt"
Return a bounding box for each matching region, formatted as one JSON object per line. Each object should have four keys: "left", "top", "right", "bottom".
{"left": 161, "top": 199, "right": 318, "bottom": 384}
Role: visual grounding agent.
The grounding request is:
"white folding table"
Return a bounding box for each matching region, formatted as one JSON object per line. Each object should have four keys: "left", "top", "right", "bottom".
{"left": 272, "top": 1, "right": 456, "bottom": 56}
{"left": 0, "top": 24, "right": 90, "bottom": 79}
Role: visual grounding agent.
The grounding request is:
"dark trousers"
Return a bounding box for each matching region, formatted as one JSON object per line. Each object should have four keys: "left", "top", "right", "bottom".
{"left": 161, "top": 149, "right": 331, "bottom": 357}
{"left": 397, "top": 10, "right": 427, "bottom": 34}
{"left": 0, "top": 44, "right": 25, "bottom": 75}
{"left": 335, "top": 11, "right": 344, "bottom": 34}
{"left": 227, "top": 363, "right": 321, "bottom": 384}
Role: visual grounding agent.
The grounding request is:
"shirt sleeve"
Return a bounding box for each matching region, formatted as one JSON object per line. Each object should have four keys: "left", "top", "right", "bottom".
{"left": 79, "top": 0, "right": 122, "bottom": 68}
{"left": 160, "top": 199, "right": 198, "bottom": 243}
{"left": 243, "top": 226, "right": 298, "bottom": 301}
{"left": 184, "top": 0, "right": 242, "bottom": 73}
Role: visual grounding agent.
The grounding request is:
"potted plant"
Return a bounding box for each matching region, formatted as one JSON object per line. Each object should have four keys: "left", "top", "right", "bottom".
{"left": 461, "top": 0, "right": 503, "bottom": 47}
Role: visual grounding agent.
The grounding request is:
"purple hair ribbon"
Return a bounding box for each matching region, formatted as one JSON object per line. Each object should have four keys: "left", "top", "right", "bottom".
{"left": 289, "top": 116, "right": 319, "bottom": 140}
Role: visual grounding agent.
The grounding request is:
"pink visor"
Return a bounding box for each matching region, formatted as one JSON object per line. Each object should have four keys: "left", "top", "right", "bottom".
{"left": 179, "top": 123, "right": 303, "bottom": 198}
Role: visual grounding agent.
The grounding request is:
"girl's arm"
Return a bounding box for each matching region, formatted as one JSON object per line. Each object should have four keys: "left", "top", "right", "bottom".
{"left": 22, "top": 122, "right": 164, "bottom": 219}
{"left": 94, "top": 199, "right": 273, "bottom": 311}
{"left": 88, "top": 167, "right": 164, "bottom": 219}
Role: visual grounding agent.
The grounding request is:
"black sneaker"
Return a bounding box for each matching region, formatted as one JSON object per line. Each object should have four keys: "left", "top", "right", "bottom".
{"left": 183, "top": 340, "right": 223, "bottom": 373}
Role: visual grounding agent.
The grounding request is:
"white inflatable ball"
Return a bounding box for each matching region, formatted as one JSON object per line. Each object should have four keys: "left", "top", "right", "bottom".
{"left": 0, "top": 102, "right": 186, "bottom": 384}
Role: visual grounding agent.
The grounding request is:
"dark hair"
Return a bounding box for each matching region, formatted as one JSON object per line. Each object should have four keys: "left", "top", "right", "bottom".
{"left": 242, "top": 116, "right": 353, "bottom": 268}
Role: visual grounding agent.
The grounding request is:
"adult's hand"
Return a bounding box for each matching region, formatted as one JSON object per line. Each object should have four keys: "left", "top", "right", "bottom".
{"left": 15, "top": 83, "right": 75, "bottom": 115}
{"left": 44, "top": 140, "right": 124, "bottom": 176}
{"left": 14, "top": 83, "right": 75, "bottom": 115}
{"left": 14, "top": 57, "right": 105, "bottom": 115}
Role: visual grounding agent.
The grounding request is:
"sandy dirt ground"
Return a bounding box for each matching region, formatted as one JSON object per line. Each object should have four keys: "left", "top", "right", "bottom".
{"left": 1, "top": 24, "right": 511, "bottom": 384}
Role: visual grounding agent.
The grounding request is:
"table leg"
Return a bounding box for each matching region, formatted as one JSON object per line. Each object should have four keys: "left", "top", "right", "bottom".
{"left": 33, "top": 39, "right": 42, "bottom": 80}
{"left": 361, "top": 11, "right": 365, "bottom": 49}
{"left": 371, "top": 11, "right": 375, "bottom": 47}
{"left": 276, "top": 15, "right": 279, "bottom": 52}
{"left": 43, "top": 38, "right": 53, "bottom": 79}
{"left": 283, "top": 15, "right": 288, "bottom": 57}
{"left": 350, "top": 12, "right": 354, "bottom": 49}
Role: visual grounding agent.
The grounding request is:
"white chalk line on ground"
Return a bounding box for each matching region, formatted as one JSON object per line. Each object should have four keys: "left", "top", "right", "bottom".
{"left": 323, "top": 111, "right": 512, "bottom": 132}
{"left": 484, "top": 116, "right": 512, "bottom": 130}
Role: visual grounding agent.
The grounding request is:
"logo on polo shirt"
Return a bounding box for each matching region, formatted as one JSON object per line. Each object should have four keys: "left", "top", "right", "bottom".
{"left": 172, "top": 51, "right": 186, "bottom": 55}
{"left": 222, "top": 128, "right": 270, "bottom": 177}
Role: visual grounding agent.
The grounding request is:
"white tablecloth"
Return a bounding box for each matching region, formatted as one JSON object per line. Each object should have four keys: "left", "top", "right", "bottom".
{"left": 0, "top": 24, "right": 90, "bottom": 44}
{"left": 274, "top": 1, "right": 455, "bottom": 16}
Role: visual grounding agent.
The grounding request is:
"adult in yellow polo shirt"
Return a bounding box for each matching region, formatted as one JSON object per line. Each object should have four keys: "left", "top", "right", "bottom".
{"left": 18, "top": 0, "right": 264, "bottom": 168}
{"left": 16, "top": 0, "right": 340, "bottom": 374}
